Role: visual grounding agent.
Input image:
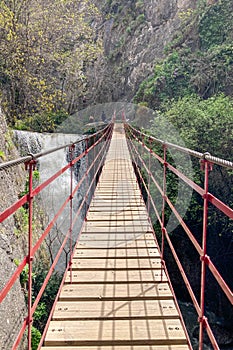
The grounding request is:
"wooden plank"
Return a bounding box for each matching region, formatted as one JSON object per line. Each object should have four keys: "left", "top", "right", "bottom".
{"left": 99, "top": 172, "right": 135, "bottom": 175}
{"left": 86, "top": 214, "right": 148, "bottom": 219}
{"left": 95, "top": 187, "right": 138, "bottom": 191}
{"left": 71, "top": 257, "right": 162, "bottom": 270}
{"left": 77, "top": 241, "right": 156, "bottom": 249}
{"left": 89, "top": 204, "right": 145, "bottom": 208}
{"left": 89, "top": 205, "right": 146, "bottom": 210}
{"left": 42, "top": 346, "right": 190, "bottom": 350}
{"left": 64, "top": 269, "right": 168, "bottom": 284}
{"left": 76, "top": 242, "right": 156, "bottom": 249}
{"left": 95, "top": 178, "right": 139, "bottom": 183}
{"left": 92, "top": 192, "right": 142, "bottom": 197}
{"left": 100, "top": 166, "right": 133, "bottom": 169}
{"left": 98, "top": 167, "right": 131, "bottom": 171}
{"left": 76, "top": 242, "right": 157, "bottom": 249}
{"left": 95, "top": 186, "right": 138, "bottom": 190}
{"left": 89, "top": 198, "right": 143, "bottom": 203}
{"left": 88, "top": 207, "right": 146, "bottom": 212}
{"left": 90, "top": 202, "right": 145, "bottom": 207}
{"left": 93, "top": 187, "right": 141, "bottom": 192}
{"left": 88, "top": 211, "right": 147, "bottom": 216}
{"left": 73, "top": 248, "right": 160, "bottom": 258}
{"left": 81, "top": 228, "right": 154, "bottom": 233}
{"left": 82, "top": 228, "right": 152, "bottom": 233}
{"left": 77, "top": 240, "right": 156, "bottom": 248}
{"left": 96, "top": 186, "right": 137, "bottom": 188}
{"left": 97, "top": 177, "right": 136, "bottom": 180}
{"left": 87, "top": 213, "right": 148, "bottom": 219}
{"left": 99, "top": 175, "right": 136, "bottom": 180}
{"left": 53, "top": 299, "right": 179, "bottom": 320}
{"left": 89, "top": 202, "right": 145, "bottom": 206}
{"left": 82, "top": 226, "right": 152, "bottom": 233}
{"left": 84, "top": 221, "right": 150, "bottom": 227}
{"left": 44, "top": 319, "right": 187, "bottom": 346}
{"left": 90, "top": 204, "right": 147, "bottom": 210}
{"left": 94, "top": 190, "right": 141, "bottom": 196}
{"left": 91, "top": 194, "right": 142, "bottom": 198}
{"left": 79, "top": 233, "right": 153, "bottom": 238}
{"left": 78, "top": 236, "right": 156, "bottom": 245}
{"left": 86, "top": 217, "right": 149, "bottom": 222}
{"left": 74, "top": 245, "right": 159, "bottom": 251}
{"left": 79, "top": 233, "right": 154, "bottom": 240}
{"left": 59, "top": 282, "right": 174, "bottom": 301}
{"left": 86, "top": 214, "right": 148, "bottom": 220}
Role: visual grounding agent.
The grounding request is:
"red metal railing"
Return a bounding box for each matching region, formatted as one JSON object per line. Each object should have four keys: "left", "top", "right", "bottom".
{"left": 0, "top": 122, "right": 113, "bottom": 350}
{"left": 124, "top": 122, "right": 233, "bottom": 350}
{"left": 1, "top": 120, "right": 232, "bottom": 349}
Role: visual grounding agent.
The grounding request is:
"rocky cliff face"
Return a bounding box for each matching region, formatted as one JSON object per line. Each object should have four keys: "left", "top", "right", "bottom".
{"left": 0, "top": 110, "right": 27, "bottom": 350}
{"left": 85, "top": 0, "right": 198, "bottom": 106}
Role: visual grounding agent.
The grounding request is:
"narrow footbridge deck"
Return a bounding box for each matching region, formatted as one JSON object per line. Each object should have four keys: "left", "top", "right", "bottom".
{"left": 42, "top": 124, "right": 190, "bottom": 349}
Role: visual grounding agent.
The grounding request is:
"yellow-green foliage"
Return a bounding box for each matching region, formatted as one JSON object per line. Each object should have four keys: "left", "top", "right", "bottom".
{"left": 14, "top": 207, "right": 28, "bottom": 237}
{"left": 0, "top": 0, "right": 103, "bottom": 127}
{"left": 0, "top": 150, "right": 6, "bottom": 160}
{"left": 178, "top": 8, "right": 194, "bottom": 22}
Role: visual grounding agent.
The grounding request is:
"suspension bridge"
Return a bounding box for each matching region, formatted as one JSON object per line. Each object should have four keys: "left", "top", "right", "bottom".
{"left": 0, "top": 121, "right": 232, "bottom": 350}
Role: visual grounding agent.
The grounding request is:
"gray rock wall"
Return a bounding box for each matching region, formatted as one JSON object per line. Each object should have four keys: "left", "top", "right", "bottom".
{"left": 86, "top": 0, "right": 198, "bottom": 105}
{"left": 0, "top": 110, "right": 27, "bottom": 350}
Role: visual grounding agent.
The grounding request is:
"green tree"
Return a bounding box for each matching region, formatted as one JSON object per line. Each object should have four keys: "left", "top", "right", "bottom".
{"left": 150, "top": 94, "right": 233, "bottom": 325}
{"left": 159, "top": 94, "right": 233, "bottom": 157}
{"left": 0, "top": 0, "right": 102, "bottom": 127}
{"left": 134, "top": 50, "right": 193, "bottom": 108}
{"left": 32, "top": 262, "right": 62, "bottom": 332}
{"left": 31, "top": 326, "right": 41, "bottom": 350}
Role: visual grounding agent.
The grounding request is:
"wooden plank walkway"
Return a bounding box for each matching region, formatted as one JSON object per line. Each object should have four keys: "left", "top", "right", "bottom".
{"left": 42, "top": 123, "right": 190, "bottom": 350}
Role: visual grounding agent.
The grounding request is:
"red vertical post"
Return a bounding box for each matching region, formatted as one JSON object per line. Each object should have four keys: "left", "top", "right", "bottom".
{"left": 122, "top": 110, "right": 125, "bottom": 123}
{"left": 26, "top": 159, "right": 36, "bottom": 350}
{"left": 199, "top": 158, "right": 212, "bottom": 350}
{"left": 93, "top": 134, "right": 96, "bottom": 185}
{"left": 85, "top": 138, "right": 89, "bottom": 219}
{"left": 140, "top": 133, "right": 145, "bottom": 201}
{"left": 135, "top": 133, "right": 140, "bottom": 193}
{"left": 147, "top": 139, "right": 152, "bottom": 217}
{"left": 69, "top": 145, "right": 74, "bottom": 283}
{"left": 161, "top": 144, "right": 167, "bottom": 261}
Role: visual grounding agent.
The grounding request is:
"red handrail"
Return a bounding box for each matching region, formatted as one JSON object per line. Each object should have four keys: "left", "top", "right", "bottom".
{"left": 0, "top": 122, "right": 114, "bottom": 350}
{"left": 125, "top": 122, "right": 233, "bottom": 350}
{"left": 1, "top": 120, "right": 232, "bottom": 349}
